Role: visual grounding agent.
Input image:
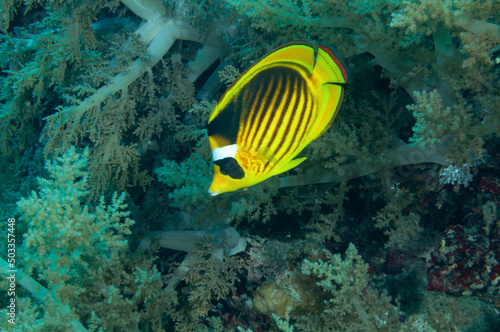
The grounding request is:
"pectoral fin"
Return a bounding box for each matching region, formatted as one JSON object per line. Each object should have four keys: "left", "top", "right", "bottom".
{"left": 257, "top": 145, "right": 278, "bottom": 164}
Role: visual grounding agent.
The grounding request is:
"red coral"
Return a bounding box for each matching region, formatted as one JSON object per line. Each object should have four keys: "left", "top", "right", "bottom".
{"left": 426, "top": 224, "right": 500, "bottom": 293}
{"left": 491, "top": 265, "right": 500, "bottom": 285}
{"left": 481, "top": 175, "right": 500, "bottom": 195}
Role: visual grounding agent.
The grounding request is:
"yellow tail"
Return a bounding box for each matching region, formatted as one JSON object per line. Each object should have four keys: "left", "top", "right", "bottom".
{"left": 308, "top": 45, "right": 349, "bottom": 140}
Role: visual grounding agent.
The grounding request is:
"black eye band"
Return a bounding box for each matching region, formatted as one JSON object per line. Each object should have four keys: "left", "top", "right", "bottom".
{"left": 214, "top": 157, "right": 245, "bottom": 180}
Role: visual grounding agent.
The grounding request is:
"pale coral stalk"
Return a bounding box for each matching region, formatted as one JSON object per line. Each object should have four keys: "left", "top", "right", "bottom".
{"left": 0, "top": 258, "right": 87, "bottom": 331}
{"left": 279, "top": 142, "right": 448, "bottom": 189}
{"left": 44, "top": 0, "right": 221, "bottom": 133}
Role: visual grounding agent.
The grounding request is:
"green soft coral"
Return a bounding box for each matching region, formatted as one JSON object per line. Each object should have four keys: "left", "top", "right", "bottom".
{"left": 301, "top": 244, "right": 398, "bottom": 330}
{"left": 14, "top": 146, "right": 176, "bottom": 331}
{"left": 155, "top": 153, "right": 212, "bottom": 209}
{"left": 19, "top": 147, "right": 134, "bottom": 274}
{"left": 408, "top": 89, "right": 488, "bottom": 166}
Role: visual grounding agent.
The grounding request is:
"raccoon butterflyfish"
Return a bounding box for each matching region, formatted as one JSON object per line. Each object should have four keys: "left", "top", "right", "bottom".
{"left": 207, "top": 41, "right": 349, "bottom": 196}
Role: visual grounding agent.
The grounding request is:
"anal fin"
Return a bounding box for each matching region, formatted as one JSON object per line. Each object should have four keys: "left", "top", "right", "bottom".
{"left": 275, "top": 157, "right": 307, "bottom": 174}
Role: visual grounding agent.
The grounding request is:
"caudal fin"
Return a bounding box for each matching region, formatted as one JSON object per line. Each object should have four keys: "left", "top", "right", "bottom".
{"left": 315, "top": 45, "right": 350, "bottom": 85}
{"left": 307, "top": 45, "right": 349, "bottom": 141}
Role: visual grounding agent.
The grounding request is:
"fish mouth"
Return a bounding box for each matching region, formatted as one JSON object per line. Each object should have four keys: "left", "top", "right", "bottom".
{"left": 208, "top": 189, "right": 219, "bottom": 196}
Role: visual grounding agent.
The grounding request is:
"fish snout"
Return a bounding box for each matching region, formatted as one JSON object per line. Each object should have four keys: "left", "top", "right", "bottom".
{"left": 208, "top": 188, "right": 220, "bottom": 196}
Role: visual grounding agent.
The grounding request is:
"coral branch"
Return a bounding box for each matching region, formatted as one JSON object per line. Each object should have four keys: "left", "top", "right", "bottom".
{"left": 136, "top": 226, "right": 246, "bottom": 289}
{"left": 279, "top": 143, "right": 448, "bottom": 189}
{"left": 44, "top": 17, "right": 209, "bottom": 124}
{"left": 136, "top": 226, "right": 245, "bottom": 256}
{"left": 0, "top": 258, "right": 87, "bottom": 332}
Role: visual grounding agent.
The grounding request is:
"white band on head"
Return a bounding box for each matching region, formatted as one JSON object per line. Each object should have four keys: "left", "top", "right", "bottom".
{"left": 212, "top": 144, "right": 238, "bottom": 162}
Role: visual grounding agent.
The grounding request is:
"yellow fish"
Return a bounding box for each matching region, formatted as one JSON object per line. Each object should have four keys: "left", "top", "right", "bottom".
{"left": 207, "top": 41, "right": 349, "bottom": 196}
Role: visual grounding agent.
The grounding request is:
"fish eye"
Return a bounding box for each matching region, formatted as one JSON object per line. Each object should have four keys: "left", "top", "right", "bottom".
{"left": 214, "top": 157, "right": 245, "bottom": 180}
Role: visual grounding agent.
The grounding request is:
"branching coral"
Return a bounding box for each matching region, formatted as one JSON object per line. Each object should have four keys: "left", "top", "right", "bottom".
{"left": 301, "top": 244, "right": 399, "bottom": 330}
{"left": 155, "top": 153, "right": 212, "bottom": 209}
{"left": 5, "top": 147, "right": 177, "bottom": 330}
{"left": 0, "top": 258, "right": 87, "bottom": 331}
{"left": 1, "top": 0, "right": 500, "bottom": 330}
{"left": 373, "top": 191, "right": 423, "bottom": 249}
{"left": 1, "top": 0, "right": 229, "bottom": 200}
{"left": 137, "top": 225, "right": 245, "bottom": 290}
{"left": 39, "top": 0, "right": 225, "bottom": 198}
{"left": 408, "top": 89, "right": 488, "bottom": 164}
